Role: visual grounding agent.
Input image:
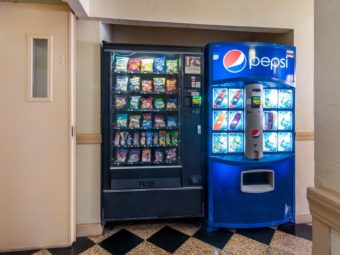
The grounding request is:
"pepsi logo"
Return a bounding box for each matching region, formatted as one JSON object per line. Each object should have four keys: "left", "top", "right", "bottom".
{"left": 251, "top": 129, "right": 261, "bottom": 139}
{"left": 223, "top": 50, "right": 247, "bottom": 73}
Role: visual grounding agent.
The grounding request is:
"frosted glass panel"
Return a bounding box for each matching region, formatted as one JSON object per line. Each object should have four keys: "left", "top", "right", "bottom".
{"left": 32, "top": 38, "right": 48, "bottom": 98}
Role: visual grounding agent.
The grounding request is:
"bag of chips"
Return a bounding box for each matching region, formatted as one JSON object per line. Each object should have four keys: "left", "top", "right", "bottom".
{"left": 140, "top": 132, "right": 146, "bottom": 146}
{"left": 165, "top": 132, "right": 171, "bottom": 145}
{"left": 115, "top": 56, "right": 129, "bottom": 72}
{"left": 165, "top": 148, "right": 177, "bottom": 162}
{"left": 114, "top": 132, "right": 120, "bottom": 146}
{"left": 153, "top": 132, "right": 159, "bottom": 145}
{"left": 120, "top": 132, "right": 128, "bottom": 146}
{"left": 166, "top": 59, "right": 178, "bottom": 73}
{"left": 115, "top": 76, "right": 129, "bottom": 92}
{"left": 154, "top": 57, "right": 166, "bottom": 73}
{"left": 166, "top": 78, "right": 177, "bottom": 93}
{"left": 129, "top": 96, "right": 141, "bottom": 110}
{"left": 146, "top": 132, "right": 153, "bottom": 146}
{"left": 133, "top": 132, "right": 140, "bottom": 146}
{"left": 140, "top": 98, "right": 153, "bottom": 110}
{"left": 115, "top": 148, "right": 128, "bottom": 163}
{"left": 141, "top": 58, "right": 154, "bottom": 73}
{"left": 154, "top": 114, "right": 166, "bottom": 128}
{"left": 141, "top": 80, "right": 153, "bottom": 92}
{"left": 166, "top": 116, "right": 177, "bottom": 129}
{"left": 154, "top": 149, "right": 164, "bottom": 163}
{"left": 170, "top": 131, "right": 179, "bottom": 146}
{"left": 141, "top": 113, "right": 152, "bottom": 129}
{"left": 142, "top": 148, "right": 151, "bottom": 163}
{"left": 128, "top": 58, "right": 141, "bottom": 72}
{"left": 128, "top": 149, "right": 140, "bottom": 163}
{"left": 116, "top": 114, "right": 128, "bottom": 128}
{"left": 126, "top": 132, "right": 133, "bottom": 146}
{"left": 159, "top": 131, "right": 166, "bottom": 146}
{"left": 166, "top": 98, "right": 177, "bottom": 111}
{"left": 129, "top": 114, "right": 141, "bottom": 129}
{"left": 129, "top": 76, "right": 141, "bottom": 92}
{"left": 153, "top": 78, "right": 166, "bottom": 93}
{"left": 154, "top": 98, "right": 165, "bottom": 110}
{"left": 114, "top": 95, "right": 127, "bottom": 110}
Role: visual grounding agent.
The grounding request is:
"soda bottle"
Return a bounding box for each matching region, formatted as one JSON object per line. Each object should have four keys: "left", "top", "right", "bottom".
{"left": 280, "top": 90, "right": 292, "bottom": 108}
{"left": 280, "top": 138, "right": 291, "bottom": 151}
{"left": 230, "top": 112, "right": 241, "bottom": 130}
{"left": 230, "top": 90, "right": 242, "bottom": 108}
{"left": 230, "top": 135, "right": 241, "bottom": 152}
{"left": 213, "top": 135, "right": 226, "bottom": 153}
{"left": 265, "top": 112, "right": 274, "bottom": 130}
{"left": 214, "top": 89, "right": 226, "bottom": 108}
{"left": 213, "top": 111, "right": 227, "bottom": 130}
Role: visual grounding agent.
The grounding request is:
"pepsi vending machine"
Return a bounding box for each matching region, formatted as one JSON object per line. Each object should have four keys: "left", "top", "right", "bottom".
{"left": 206, "top": 42, "right": 295, "bottom": 229}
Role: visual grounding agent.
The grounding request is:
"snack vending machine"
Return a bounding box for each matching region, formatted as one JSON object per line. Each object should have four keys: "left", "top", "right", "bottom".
{"left": 206, "top": 42, "right": 296, "bottom": 229}
{"left": 101, "top": 43, "right": 204, "bottom": 221}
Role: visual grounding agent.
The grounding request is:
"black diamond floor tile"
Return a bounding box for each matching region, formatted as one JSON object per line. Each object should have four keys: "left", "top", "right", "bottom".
{"left": 193, "top": 227, "right": 234, "bottom": 249}
{"left": 99, "top": 229, "right": 143, "bottom": 255}
{"left": 147, "top": 226, "right": 190, "bottom": 253}
{"left": 277, "top": 223, "right": 312, "bottom": 241}
{"left": 49, "top": 237, "right": 95, "bottom": 255}
{"left": 236, "top": 227, "right": 275, "bottom": 245}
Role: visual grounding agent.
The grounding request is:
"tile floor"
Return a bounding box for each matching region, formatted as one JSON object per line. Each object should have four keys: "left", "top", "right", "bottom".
{"left": 1, "top": 221, "right": 312, "bottom": 255}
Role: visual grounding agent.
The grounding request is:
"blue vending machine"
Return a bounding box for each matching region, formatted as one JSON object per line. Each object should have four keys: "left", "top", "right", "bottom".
{"left": 206, "top": 42, "right": 296, "bottom": 229}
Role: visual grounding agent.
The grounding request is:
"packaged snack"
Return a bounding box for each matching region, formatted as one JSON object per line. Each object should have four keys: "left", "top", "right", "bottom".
{"left": 154, "top": 98, "right": 165, "bottom": 110}
{"left": 154, "top": 149, "right": 164, "bottom": 163}
{"left": 126, "top": 133, "right": 133, "bottom": 146}
{"left": 159, "top": 131, "right": 166, "bottom": 146}
{"left": 142, "top": 148, "right": 151, "bottom": 163}
{"left": 114, "top": 132, "right": 120, "bottom": 146}
{"left": 146, "top": 132, "right": 153, "bottom": 146}
{"left": 153, "top": 132, "right": 159, "bottom": 145}
{"left": 129, "top": 96, "right": 141, "bottom": 110}
{"left": 115, "top": 76, "right": 129, "bottom": 92}
{"left": 114, "top": 95, "right": 127, "bottom": 110}
{"left": 185, "top": 56, "right": 201, "bottom": 74}
{"left": 166, "top": 78, "right": 177, "bottom": 93}
{"left": 166, "top": 148, "right": 177, "bottom": 162}
{"left": 154, "top": 114, "right": 166, "bottom": 128}
{"left": 166, "top": 116, "right": 177, "bottom": 129}
{"left": 141, "top": 113, "right": 152, "bottom": 129}
{"left": 166, "top": 59, "right": 178, "bottom": 73}
{"left": 141, "top": 58, "right": 154, "bottom": 73}
{"left": 115, "top": 56, "right": 129, "bottom": 72}
{"left": 120, "top": 132, "right": 128, "bottom": 146}
{"left": 129, "top": 114, "right": 141, "bottom": 129}
{"left": 133, "top": 132, "right": 140, "bottom": 146}
{"left": 140, "top": 132, "right": 146, "bottom": 145}
{"left": 140, "top": 97, "right": 153, "bottom": 110}
{"left": 165, "top": 132, "right": 171, "bottom": 145}
{"left": 116, "top": 114, "right": 128, "bottom": 128}
{"left": 128, "top": 58, "right": 141, "bottom": 72}
{"left": 154, "top": 57, "right": 166, "bottom": 73}
{"left": 141, "top": 80, "right": 153, "bottom": 92}
{"left": 166, "top": 98, "right": 177, "bottom": 111}
{"left": 128, "top": 149, "right": 140, "bottom": 163}
{"left": 153, "top": 78, "right": 166, "bottom": 93}
{"left": 129, "top": 76, "right": 141, "bottom": 92}
{"left": 115, "top": 149, "right": 128, "bottom": 163}
{"left": 170, "top": 131, "right": 179, "bottom": 146}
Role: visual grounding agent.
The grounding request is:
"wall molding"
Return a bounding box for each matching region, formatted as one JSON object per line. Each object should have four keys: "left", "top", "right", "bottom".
{"left": 76, "top": 133, "right": 102, "bottom": 144}
{"left": 296, "top": 132, "right": 314, "bottom": 141}
{"left": 76, "top": 223, "right": 103, "bottom": 237}
{"left": 295, "top": 213, "right": 312, "bottom": 224}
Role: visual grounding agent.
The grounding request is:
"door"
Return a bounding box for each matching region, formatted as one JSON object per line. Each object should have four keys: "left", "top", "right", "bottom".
{"left": 0, "top": 3, "right": 75, "bottom": 251}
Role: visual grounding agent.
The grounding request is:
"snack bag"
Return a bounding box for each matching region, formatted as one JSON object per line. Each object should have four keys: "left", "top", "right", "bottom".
{"left": 166, "top": 148, "right": 177, "bottom": 162}
{"left": 146, "top": 132, "right": 153, "bottom": 145}
{"left": 115, "top": 149, "right": 128, "bottom": 163}
{"left": 153, "top": 77, "right": 166, "bottom": 93}
{"left": 116, "top": 114, "right": 128, "bottom": 128}
{"left": 166, "top": 116, "right": 177, "bottom": 129}
{"left": 115, "top": 56, "right": 129, "bottom": 72}
{"left": 126, "top": 133, "right": 133, "bottom": 146}
{"left": 166, "top": 78, "right": 177, "bottom": 93}
{"left": 141, "top": 58, "right": 154, "bottom": 73}
{"left": 154, "top": 57, "right": 166, "bottom": 73}
{"left": 166, "top": 98, "right": 177, "bottom": 111}
{"left": 133, "top": 132, "right": 140, "bottom": 146}
{"left": 165, "top": 132, "right": 171, "bottom": 145}
{"left": 141, "top": 80, "right": 153, "bottom": 92}
{"left": 170, "top": 131, "right": 179, "bottom": 146}
{"left": 166, "top": 59, "right": 178, "bottom": 73}
{"left": 114, "top": 95, "right": 127, "bottom": 110}
{"left": 129, "top": 96, "right": 141, "bottom": 110}
{"left": 154, "top": 114, "right": 166, "bottom": 128}
{"left": 159, "top": 131, "right": 166, "bottom": 146}
{"left": 115, "top": 76, "right": 129, "bottom": 92}
{"left": 140, "top": 97, "right": 153, "bottom": 110}
{"left": 129, "top": 114, "right": 141, "bottom": 129}
{"left": 120, "top": 132, "right": 128, "bottom": 146}
{"left": 142, "top": 148, "right": 151, "bottom": 163}
{"left": 128, "top": 58, "right": 141, "bottom": 72}
{"left": 154, "top": 98, "right": 165, "bottom": 110}
{"left": 129, "top": 76, "right": 141, "bottom": 92}
{"left": 141, "top": 113, "right": 152, "bottom": 129}
{"left": 140, "top": 132, "right": 146, "bottom": 145}
{"left": 154, "top": 149, "right": 164, "bottom": 163}
{"left": 114, "top": 132, "right": 120, "bottom": 146}
{"left": 153, "top": 132, "right": 159, "bottom": 145}
{"left": 128, "top": 149, "right": 140, "bottom": 163}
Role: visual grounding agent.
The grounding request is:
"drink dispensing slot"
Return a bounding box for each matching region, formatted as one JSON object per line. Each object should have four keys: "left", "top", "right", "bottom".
{"left": 240, "top": 169, "right": 274, "bottom": 193}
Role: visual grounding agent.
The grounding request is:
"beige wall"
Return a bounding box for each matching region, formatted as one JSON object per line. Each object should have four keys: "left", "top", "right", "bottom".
{"left": 76, "top": 0, "right": 314, "bottom": 223}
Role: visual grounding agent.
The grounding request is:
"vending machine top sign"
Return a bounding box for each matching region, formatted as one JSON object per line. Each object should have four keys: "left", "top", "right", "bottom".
{"left": 210, "top": 42, "right": 296, "bottom": 86}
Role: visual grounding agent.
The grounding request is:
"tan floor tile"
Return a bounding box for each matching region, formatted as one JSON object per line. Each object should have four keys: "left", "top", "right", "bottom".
{"left": 167, "top": 222, "right": 201, "bottom": 236}
{"left": 173, "top": 237, "right": 220, "bottom": 255}
{"left": 126, "top": 241, "right": 171, "bottom": 255}
{"left": 262, "top": 246, "right": 295, "bottom": 255}
{"left": 80, "top": 244, "right": 111, "bottom": 255}
{"left": 270, "top": 231, "right": 312, "bottom": 255}
{"left": 88, "top": 226, "right": 123, "bottom": 244}
{"left": 125, "top": 222, "right": 165, "bottom": 239}
{"left": 32, "top": 249, "right": 52, "bottom": 255}
{"left": 223, "top": 233, "right": 268, "bottom": 255}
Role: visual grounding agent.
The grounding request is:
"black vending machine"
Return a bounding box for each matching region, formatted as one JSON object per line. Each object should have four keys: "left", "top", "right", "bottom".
{"left": 101, "top": 43, "right": 205, "bottom": 221}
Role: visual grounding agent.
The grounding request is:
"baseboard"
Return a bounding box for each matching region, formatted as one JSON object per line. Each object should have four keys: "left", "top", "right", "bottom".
{"left": 76, "top": 223, "right": 103, "bottom": 237}
{"left": 0, "top": 242, "right": 71, "bottom": 253}
{"left": 296, "top": 213, "right": 312, "bottom": 224}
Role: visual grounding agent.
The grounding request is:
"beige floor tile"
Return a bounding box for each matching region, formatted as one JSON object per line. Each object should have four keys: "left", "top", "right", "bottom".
{"left": 32, "top": 249, "right": 52, "bottom": 255}
{"left": 262, "top": 246, "right": 295, "bottom": 255}
{"left": 127, "top": 241, "right": 171, "bottom": 255}
{"left": 87, "top": 226, "right": 123, "bottom": 244}
{"left": 80, "top": 244, "right": 111, "bottom": 255}
{"left": 173, "top": 237, "right": 220, "bottom": 255}
{"left": 270, "top": 231, "right": 312, "bottom": 255}
{"left": 223, "top": 233, "right": 268, "bottom": 255}
{"left": 167, "top": 222, "right": 201, "bottom": 236}
{"left": 125, "top": 222, "right": 165, "bottom": 239}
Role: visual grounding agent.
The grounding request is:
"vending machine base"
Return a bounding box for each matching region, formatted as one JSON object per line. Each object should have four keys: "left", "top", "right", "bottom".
{"left": 207, "top": 154, "right": 295, "bottom": 230}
